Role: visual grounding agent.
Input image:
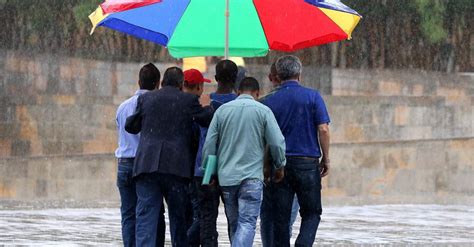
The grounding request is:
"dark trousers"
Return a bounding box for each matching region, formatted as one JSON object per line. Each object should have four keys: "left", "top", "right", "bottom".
{"left": 273, "top": 157, "right": 322, "bottom": 247}
{"left": 135, "top": 172, "right": 190, "bottom": 247}
{"left": 187, "top": 179, "right": 200, "bottom": 247}
{"left": 261, "top": 183, "right": 299, "bottom": 246}
{"left": 189, "top": 176, "right": 220, "bottom": 247}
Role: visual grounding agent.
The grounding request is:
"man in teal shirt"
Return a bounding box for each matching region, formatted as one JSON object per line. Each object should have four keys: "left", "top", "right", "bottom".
{"left": 202, "top": 77, "right": 286, "bottom": 246}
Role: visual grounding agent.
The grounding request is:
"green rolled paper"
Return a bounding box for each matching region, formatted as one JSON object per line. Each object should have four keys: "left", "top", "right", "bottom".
{"left": 202, "top": 155, "right": 217, "bottom": 185}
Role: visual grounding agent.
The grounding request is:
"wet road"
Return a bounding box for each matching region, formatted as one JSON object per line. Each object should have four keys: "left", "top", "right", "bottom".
{"left": 0, "top": 204, "right": 473, "bottom": 246}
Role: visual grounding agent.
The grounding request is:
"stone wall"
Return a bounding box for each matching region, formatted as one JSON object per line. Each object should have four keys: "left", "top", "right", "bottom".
{"left": 331, "top": 69, "right": 474, "bottom": 102}
{"left": 1, "top": 138, "right": 472, "bottom": 205}
{"left": 0, "top": 50, "right": 174, "bottom": 157}
{"left": 326, "top": 137, "right": 474, "bottom": 205}
{"left": 0, "top": 50, "right": 473, "bottom": 204}
{"left": 0, "top": 154, "right": 117, "bottom": 201}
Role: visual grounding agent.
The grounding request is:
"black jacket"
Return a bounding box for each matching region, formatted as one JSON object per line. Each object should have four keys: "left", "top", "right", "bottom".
{"left": 125, "top": 86, "right": 213, "bottom": 178}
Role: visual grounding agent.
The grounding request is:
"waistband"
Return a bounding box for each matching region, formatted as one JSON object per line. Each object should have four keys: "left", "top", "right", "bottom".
{"left": 287, "top": 156, "right": 319, "bottom": 161}
{"left": 118, "top": 158, "right": 135, "bottom": 163}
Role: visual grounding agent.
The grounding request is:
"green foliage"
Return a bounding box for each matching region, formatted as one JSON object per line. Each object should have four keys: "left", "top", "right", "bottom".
{"left": 414, "top": 0, "right": 447, "bottom": 43}
{"left": 413, "top": 0, "right": 473, "bottom": 44}
{"left": 73, "top": 0, "right": 102, "bottom": 27}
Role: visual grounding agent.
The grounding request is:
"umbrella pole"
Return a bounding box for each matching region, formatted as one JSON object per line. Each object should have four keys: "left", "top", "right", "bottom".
{"left": 225, "top": 0, "right": 229, "bottom": 59}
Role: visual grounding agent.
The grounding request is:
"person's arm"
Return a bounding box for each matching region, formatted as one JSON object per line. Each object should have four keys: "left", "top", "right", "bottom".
{"left": 190, "top": 95, "right": 214, "bottom": 127}
{"left": 201, "top": 113, "right": 219, "bottom": 165}
{"left": 125, "top": 96, "right": 143, "bottom": 134}
{"left": 313, "top": 92, "right": 331, "bottom": 177}
{"left": 264, "top": 111, "right": 286, "bottom": 182}
{"left": 318, "top": 123, "right": 330, "bottom": 177}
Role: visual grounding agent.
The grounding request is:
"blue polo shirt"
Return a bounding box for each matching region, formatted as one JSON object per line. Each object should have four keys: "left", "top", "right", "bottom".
{"left": 261, "top": 80, "right": 330, "bottom": 158}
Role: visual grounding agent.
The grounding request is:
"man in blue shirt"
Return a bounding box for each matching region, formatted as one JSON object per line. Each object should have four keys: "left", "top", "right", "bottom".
{"left": 115, "top": 63, "right": 165, "bottom": 247}
{"left": 261, "top": 55, "right": 331, "bottom": 247}
{"left": 260, "top": 62, "right": 300, "bottom": 247}
{"left": 188, "top": 60, "right": 238, "bottom": 247}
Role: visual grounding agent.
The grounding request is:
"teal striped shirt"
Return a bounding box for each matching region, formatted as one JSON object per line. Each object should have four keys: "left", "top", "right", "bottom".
{"left": 202, "top": 94, "right": 286, "bottom": 186}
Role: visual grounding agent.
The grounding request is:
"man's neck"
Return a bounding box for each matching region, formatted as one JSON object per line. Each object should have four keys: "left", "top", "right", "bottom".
{"left": 216, "top": 83, "right": 234, "bottom": 94}
{"left": 239, "top": 92, "right": 257, "bottom": 100}
{"left": 283, "top": 78, "right": 299, "bottom": 84}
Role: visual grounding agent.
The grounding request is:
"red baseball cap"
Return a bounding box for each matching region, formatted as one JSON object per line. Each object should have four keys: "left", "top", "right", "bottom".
{"left": 184, "top": 69, "right": 211, "bottom": 85}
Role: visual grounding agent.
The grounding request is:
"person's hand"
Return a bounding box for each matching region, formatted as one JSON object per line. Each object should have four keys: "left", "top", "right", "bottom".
{"left": 272, "top": 167, "right": 285, "bottom": 183}
{"left": 206, "top": 175, "right": 218, "bottom": 187}
{"left": 320, "top": 157, "right": 330, "bottom": 177}
{"left": 209, "top": 178, "right": 217, "bottom": 186}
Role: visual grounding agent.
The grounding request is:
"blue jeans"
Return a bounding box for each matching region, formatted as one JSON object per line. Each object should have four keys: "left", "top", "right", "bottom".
{"left": 273, "top": 157, "right": 322, "bottom": 247}
{"left": 221, "top": 179, "right": 263, "bottom": 247}
{"left": 117, "top": 160, "right": 137, "bottom": 247}
{"left": 135, "top": 172, "right": 189, "bottom": 247}
{"left": 117, "top": 160, "right": 166, "bottom": 247}
{"left": 260, "top": 190, "right": 299, "bottom": 247}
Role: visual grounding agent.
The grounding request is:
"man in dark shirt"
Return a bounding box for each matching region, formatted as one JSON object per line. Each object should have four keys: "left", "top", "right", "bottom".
{"left": 190, "top": 60, "right": 238, "bottom": 247}
{"left": 261, "top": 55, "right": 331, "bottom": 247}
{"left": 181, "top": 68, "right": 211, "bottom": 247}
{"left": 125, "top": 67, "right": 213, "bottom": 247}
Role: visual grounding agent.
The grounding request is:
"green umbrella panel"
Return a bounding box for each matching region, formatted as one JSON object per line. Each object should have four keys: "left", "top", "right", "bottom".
{"left": 167, "top": 0, "right": 269, "bottom": 58}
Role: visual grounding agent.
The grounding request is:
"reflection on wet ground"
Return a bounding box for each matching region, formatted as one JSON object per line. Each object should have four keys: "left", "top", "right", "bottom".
{"left": 0, "top": 204, "right": 473, "bottom": 246}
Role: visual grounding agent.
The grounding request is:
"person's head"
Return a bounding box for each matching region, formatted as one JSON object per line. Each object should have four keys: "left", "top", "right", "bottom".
{"left": 275, "top": 55, "right": 302, "bottom": 82}
{"left": 161, "top": 67, "right": 184, "bottom": 89}
{"left": 238, "top": 77, "right": 260, "bottom": 99}
{"left": 138, "top": 63, "right": 160, "bottom": 90}
{"left": 215, "top": 60, "right": 238, "bottom": 88}
{"left": 268, "top": 61, "right": 281, "bottom": 88}
{"left": 183, "top": 69, "right": 211, "bottom": 96}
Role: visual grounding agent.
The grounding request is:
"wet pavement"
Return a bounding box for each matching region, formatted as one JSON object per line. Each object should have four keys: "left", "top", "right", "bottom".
{"left": 0, "top": 204, "right": 473, "bottom": 246}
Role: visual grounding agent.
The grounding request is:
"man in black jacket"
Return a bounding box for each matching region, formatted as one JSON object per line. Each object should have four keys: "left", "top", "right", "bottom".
{"left": 126, "top": 67, "right": 213, "bottom": 247}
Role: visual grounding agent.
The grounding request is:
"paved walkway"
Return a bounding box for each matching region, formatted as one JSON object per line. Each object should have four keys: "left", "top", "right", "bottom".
{"left": 0, "top": 204, "right": 473, "bottom": 245}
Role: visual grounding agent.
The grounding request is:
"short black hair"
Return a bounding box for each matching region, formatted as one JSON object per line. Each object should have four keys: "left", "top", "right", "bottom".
{"left": 215, "top": 60, "right": 238, "bottom": 85}
{"left": 161, "top": 67, "right": 184, "bottom": 88}
{"left": 139, "top": 63, "right": 160, "bottom": 90}
{"left": 238, "top": 77, "right": 260, "bottom": 92}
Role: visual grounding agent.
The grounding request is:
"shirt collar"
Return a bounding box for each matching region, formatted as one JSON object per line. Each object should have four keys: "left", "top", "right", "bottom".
{"left": 135, "top": 89, "right": 149, "bottom": 96}
{"left": 281, "top": 80, "right": 300, "bottom": 87}
{"left": 237, "top": 94, "right": 254, "bottom": 100}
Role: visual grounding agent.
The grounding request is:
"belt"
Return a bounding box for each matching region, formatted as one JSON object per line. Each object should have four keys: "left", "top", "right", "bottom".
{"left": 118, "top": 158, "right": 135, "bottom": 163}
{"left": 288, "top": 156, "right": 319, "bottom": 161}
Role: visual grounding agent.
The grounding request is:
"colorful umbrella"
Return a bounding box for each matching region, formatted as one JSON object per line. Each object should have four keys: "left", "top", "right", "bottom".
{"left": 89, "top": 0, "right": 361, "bottom": 58}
